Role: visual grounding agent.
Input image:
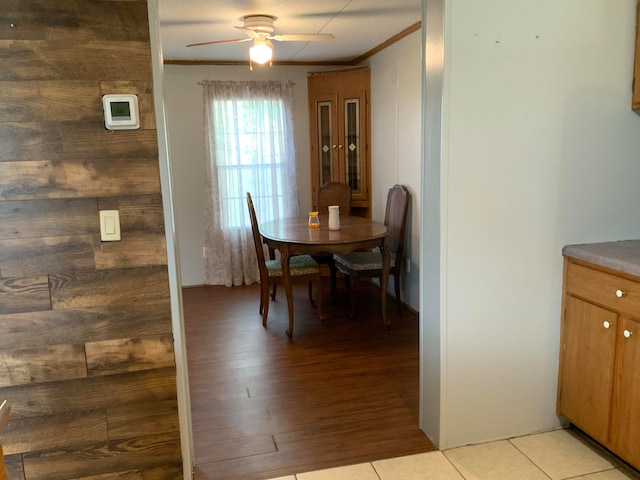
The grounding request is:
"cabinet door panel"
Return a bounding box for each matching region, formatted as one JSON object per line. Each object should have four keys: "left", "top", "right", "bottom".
{"left": 558, "top": 295, "right": 616, "bottom": 444}
{"left": 315, "top": 99, "right": 336, "bottom": 186}
{"left": 342, "top": 94, "right": 365, "bottom": 199}
{"left": 612, "top": 316, "right": 640, "bottom": 467}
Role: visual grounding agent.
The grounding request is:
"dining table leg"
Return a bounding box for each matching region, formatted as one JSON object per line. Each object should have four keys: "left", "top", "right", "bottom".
{"left": 280, "top": 247, "right": 295, "bottom": 337}
{"left": 380, "top": 242, "right": 391, "bottom": 329}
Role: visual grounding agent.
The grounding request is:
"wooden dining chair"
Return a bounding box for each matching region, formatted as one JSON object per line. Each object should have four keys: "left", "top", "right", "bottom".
{"left": 314, "top": 182, "right": 352, "bottom": 300}
{"left": 315, "top": 181, "right": 351, "bottom": 215}
{"left": 333, "top": 184, "right": 410, "bottom": 319}
{"left": 246, "top": 192, "right": 323, "bottom": 336}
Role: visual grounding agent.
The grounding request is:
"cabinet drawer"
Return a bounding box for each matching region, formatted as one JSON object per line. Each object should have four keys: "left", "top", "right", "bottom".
{"left": 566, "top": 262, "right": 640, "bottom": 317}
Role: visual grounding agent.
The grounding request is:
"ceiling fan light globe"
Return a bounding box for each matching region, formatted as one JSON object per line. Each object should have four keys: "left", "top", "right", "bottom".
{"left": 249, "top": 43, "right": 273, "bottom": 64}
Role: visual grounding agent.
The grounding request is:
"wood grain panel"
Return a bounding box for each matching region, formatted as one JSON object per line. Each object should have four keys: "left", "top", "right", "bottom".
{"left": 0, "top": 40, "right": 153, "bottom": 81}
{"left": 0, "top": 199, "right": 97, "bottom": 239}
{"left": 78, "top": 1, "right": 151, "bottom": 42}
{"left": 1, "top": 0, "right": 182, "bottom": 476}
{"left": 60, "top": 122, "right": 158, "bottom": 159}
{"left": 0, "top": 159, "right": 162, "bottom": 201}
{"left": 100, "top": 80, "right": 156, "bottom": 130}
{"left": 0, "top": 344, "right": 87, "bottom": 387}
{"left": 94, "top": 232, "right": 167, "bottom": 270}
{"left": 0, "top": 301, "right": 172, "bottom": 351}
{"left": 22, "top": 433, "right": 182, "bottom": 480}
{"left": 0, "top": 122, "right": 62, "bottom": 162}
{"left": 0, "top": 368, "right": 177, "bottom": 419}
{"left": 49, "top": 266, "right": 170, "bottom": 309}
{"left": 107, "top": 399, "right": 179, "bottom": 440}
{"left": 86, "top": 335, "right": 175, "bottom": 376}
{"left": 0, "top": 235, "right": 96, "bottom": 276}
{"left": 0, "top": 81, "right": 101, "bottom": 122}
{"left": 2, "top": 410, "right": 107, "bottom": 455}
{"left": 99, "top": 195, "right": 165, "bottom": 233}
{"left": 0, "top": 0, "right": 95, "bottom": 42}
{"left": 67, "top": 465, "right": 184, "bottom": 480}
{"left": 1, "top": 0, "right": 150, "bottom": 43}
{"left": 3, "top": 454, "right": 24, "bottom": 480}
{"left": 0, "top": 275, "right": 51, "bottom": 315}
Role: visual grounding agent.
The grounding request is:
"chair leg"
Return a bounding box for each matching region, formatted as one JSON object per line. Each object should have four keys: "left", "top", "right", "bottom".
{"left": 329, "top": 262, "right": 338, "bottom": 303}
{"left": 308, "top": 281, "right": 315, "bottom": 306}
{"left": 394, "top": 272, "right": 401, "bottom": 311}
{"left": 261, "top": 283, "right": 270, "bottom": 327}
{"left": 317, "top": 275, "right": 324, "bottom": 320}
{"left": 271, "top": 284, "right": 277, "bottom": 301}
{"left": 349, "top": 273, "right": 358, "bottom": 319}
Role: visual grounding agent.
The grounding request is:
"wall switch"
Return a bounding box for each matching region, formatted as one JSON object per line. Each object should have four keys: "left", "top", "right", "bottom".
{"left": 406, "top": 258, "right": 411, "bottom": 273}
{"left": 100, "top": 210, "right": 121, "bottom": 241}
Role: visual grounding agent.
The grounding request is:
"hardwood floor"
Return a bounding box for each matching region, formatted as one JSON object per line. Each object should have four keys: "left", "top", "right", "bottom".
{"left": 183, "top": 280, "right": 436, "bottom": 480}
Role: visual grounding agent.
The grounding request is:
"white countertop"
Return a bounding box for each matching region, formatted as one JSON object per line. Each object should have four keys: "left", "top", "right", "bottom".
{"left": 563, "top": 239, "right": 640, "bottom": 278}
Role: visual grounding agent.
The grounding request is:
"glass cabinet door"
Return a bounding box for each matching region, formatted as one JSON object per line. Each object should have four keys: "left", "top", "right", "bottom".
{"left": 343, "top": 97, "right": 361, "bottom": 197}
{"left": 316, "top": 101, "right": 334, "bottom": 186}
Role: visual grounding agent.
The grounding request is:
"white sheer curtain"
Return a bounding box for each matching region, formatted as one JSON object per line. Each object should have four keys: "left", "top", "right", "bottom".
{"left": 202, "top": 80, "right": 300, "bottom": 287}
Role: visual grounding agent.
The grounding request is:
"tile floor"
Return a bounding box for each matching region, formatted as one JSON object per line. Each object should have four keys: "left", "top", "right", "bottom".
{"left": 264, "top": 428, "right": 640, "bottom": 480}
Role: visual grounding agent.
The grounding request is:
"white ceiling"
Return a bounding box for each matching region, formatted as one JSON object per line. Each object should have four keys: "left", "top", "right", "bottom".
{"left": 158, "top": 0, "right": 422, "bottom": 63}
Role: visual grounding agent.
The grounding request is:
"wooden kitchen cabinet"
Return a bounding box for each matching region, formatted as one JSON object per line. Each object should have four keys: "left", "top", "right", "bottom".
{"left": 558, "top": 294, "right": 616, "bottom": 445}
{"left": 557, "top": 250, "right": 640, "bottom": 469}
{"left": 633, "top": 0, "right": 640, "bottom": 111}
{"left": 308, "top": 68, "right": 371, "bottom": 217}
{"left": 610, "top": 315, "right": 640, "bottom": 467}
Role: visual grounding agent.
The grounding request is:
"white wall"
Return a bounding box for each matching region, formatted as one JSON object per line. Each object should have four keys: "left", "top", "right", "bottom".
{"left": 163, "top": 65, "right": 314, "bottom": 286}
{"left": 369, "top": 31, "right": 423, "bottom": 309}
{"left": 422, "top": 0, "right": 640, "bottom": 449}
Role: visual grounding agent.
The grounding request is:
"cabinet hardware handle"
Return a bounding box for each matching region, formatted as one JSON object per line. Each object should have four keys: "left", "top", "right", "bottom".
{"left": 615, "top": 289, "right": 625, "bottom": 298}
{"left": 624, "top": 329, "right": 633, "bottom": 338}
{"left": 603, "top": 321, "right": 612, "bottom": 329}
{"left": 332, "top": 145, "right": 337, "bottom": 149}
{"left": 338, "top": 144, "right": 344, "bottom": 149}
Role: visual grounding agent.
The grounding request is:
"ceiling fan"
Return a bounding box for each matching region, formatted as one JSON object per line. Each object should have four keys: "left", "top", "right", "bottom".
{"left": 186, "top": 14, "right": 334, "bottom": 67}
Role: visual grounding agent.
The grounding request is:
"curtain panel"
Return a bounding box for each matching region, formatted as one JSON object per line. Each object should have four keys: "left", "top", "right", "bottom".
{"left": 202, "top": 80, "right": 300, "bottom": 286}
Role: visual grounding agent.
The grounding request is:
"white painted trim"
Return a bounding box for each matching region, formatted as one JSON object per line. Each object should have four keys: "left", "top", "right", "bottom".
{"left": 147, "top": 1, "right": 195, "bottom": 477}
{"left": 419, "top": 0, "right": 446, "bottom": 448}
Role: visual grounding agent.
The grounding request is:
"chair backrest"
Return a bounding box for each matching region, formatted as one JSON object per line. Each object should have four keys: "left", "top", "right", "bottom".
{"left": 246, "top": 192, "right": 268, "bottom": 281}
{"left": 315, "top": 182, "right": 351, "bottom": 216}
{"left": 383, "top": 185, "right": 410, "bottom": 258}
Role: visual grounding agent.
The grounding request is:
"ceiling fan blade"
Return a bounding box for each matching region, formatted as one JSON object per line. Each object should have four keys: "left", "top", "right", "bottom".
{"left": 186, "top": 38, "right": 252, "bottom": 47}
{"left": 269, "top": 34, "right": 335, "bottom": 42}
{"left": 234, "top": 26, "right": 262, "bottom": 38}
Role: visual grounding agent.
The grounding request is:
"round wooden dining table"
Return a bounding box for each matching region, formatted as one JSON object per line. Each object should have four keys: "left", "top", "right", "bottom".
{"left": 259, "top": 215, "right": 390, "bottom": 335}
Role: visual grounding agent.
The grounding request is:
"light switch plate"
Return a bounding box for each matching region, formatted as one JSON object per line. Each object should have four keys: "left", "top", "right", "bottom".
{"left": 100, "top": 210, "right": 121, "bottom": 241}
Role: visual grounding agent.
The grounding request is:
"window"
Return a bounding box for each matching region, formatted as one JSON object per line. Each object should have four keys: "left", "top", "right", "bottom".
{"left": 212, "top": 97, "right": 290, "bottom": 227}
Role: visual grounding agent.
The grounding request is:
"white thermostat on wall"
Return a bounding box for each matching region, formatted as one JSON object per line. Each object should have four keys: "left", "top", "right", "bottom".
{"left": 102, "top": 94, "right": 140, "bottom": 130}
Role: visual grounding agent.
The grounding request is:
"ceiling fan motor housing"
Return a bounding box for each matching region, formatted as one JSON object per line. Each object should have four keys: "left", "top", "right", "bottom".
{"left": 242, "top": 15, "right": 276, "bottom": 35}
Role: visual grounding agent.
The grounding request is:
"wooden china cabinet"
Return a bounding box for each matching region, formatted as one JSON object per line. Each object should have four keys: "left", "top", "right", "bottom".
{"left": 307, "top": 68, "right": 371, "bottom": 217}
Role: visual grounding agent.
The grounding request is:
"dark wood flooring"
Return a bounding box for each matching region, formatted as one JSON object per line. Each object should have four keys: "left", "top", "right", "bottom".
{"left": 183, "top": 280, "right": 436, "bottom": 480}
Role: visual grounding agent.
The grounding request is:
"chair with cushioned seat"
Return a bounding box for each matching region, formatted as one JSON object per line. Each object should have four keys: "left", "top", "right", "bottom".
{"left": 246, "top": 192, "right": 323, "bottom": 335}
{"left": 333, "top": 184, "right": 409, "bottom": 319}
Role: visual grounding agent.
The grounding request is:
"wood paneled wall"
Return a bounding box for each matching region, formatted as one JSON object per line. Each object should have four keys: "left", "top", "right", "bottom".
{"left": 0, "top": 1, "right": 183, "bottom": 478}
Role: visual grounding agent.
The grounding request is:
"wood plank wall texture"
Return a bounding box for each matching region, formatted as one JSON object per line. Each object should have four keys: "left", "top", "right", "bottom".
{"left": 0, "top": 1, "right": 183, "bottom": 478}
